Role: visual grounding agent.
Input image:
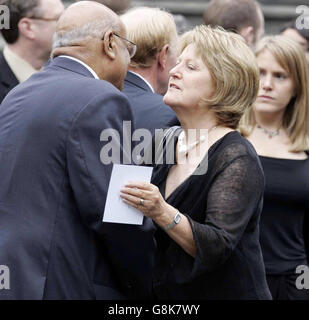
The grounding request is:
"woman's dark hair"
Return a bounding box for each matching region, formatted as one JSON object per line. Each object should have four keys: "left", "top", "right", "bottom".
{"left": 280, "top": 18, "right": 309, "bottom": 42}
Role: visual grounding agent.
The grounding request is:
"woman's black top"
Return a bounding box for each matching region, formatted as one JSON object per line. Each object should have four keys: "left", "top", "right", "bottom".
{"left": 150, "top": 127, "right": 272, "bottom": 300}
{"left": 259, "top": 155, "right": 309, "bottom": 275}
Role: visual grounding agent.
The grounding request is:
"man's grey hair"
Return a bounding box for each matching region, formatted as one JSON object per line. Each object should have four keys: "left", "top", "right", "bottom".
{"left": 52, "top": 19, "right": 119, "bottom": 53}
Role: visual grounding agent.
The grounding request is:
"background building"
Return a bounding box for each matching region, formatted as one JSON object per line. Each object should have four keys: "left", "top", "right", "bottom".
{"left": 128, "top": 0, "right": 303, "bottom": 34}
{"left": 0, "top": 0, "right": 305, "bottom": 49}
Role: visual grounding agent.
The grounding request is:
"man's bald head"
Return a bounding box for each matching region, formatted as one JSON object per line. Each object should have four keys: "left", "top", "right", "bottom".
{"left": 53, "top": 1, "right": 122, "bottom": 49}
{"left": 56, "top": 1, "right": 118, "bottom": 34}
{"left": 74, "top": 0, "right": 131, "bottom": 14}
{"left": 51, "top": 1, "right": 131, "bottom": 90}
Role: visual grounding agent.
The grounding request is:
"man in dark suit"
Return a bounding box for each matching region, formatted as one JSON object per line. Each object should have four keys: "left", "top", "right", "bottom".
{"left": 0, "top": 51, "right": 19, "bottom": 102}
{"left": 0, "top": 0, "right": 64, "bottom": 103}
{"left": 0, "top": 1, "right": 156, "bottom": 300}
{"left": 121, "top": 7, "right": 179, "bottom": 135}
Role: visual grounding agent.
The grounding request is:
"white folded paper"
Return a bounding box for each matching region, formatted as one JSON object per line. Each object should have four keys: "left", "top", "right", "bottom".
{"left": 103, "top": 164, "right": 153, "bottom": 225}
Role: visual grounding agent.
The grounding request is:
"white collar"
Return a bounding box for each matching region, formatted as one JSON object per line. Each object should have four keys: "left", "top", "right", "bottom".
{"left": 57, "top": 55, "right": 99, "bottom": 79}
{"left": 128, "top": 70, "right": 154, "bottom": 93}
{"left": 3, "top": 46, "right": 38, "bottom": 83}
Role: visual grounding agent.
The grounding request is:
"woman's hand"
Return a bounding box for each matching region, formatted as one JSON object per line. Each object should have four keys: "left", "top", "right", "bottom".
{"left": 120, "top": 181, "right": 171, "bottom": 221}
{"left": 120, "top": 181, "right": 197, "bottom": 257}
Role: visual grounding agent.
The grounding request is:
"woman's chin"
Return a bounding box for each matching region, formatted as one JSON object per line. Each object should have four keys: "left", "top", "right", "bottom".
{"left": 163, "top": 95, "right": 170, "bottom": 106}
{"left": 163, "top": 93, "right": 176, "bottom": 108}
{"left": 253, "top": 103, "right": 283, "bottom": 115}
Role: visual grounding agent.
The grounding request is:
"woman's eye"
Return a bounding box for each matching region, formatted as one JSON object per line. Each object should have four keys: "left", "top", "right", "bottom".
{"left": 275, "top": 73, "right": 286, "bottom": 79}
{"left": 188, "top": 64, "right": 196, "bottom": 70}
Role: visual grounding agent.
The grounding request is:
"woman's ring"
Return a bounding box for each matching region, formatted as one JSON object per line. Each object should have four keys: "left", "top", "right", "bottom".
{"left": 140, "top": 198, "right": 145, "bottom": 206}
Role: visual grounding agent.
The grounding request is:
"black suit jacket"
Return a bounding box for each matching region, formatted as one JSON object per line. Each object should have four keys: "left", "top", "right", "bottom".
{"left": 122, "top": 71, "right": 179, "bottom": 135}
{"left": 0, "top": 57, "right": 156, "bottom": 300}
{"left": 0, "top": 51, "right": 19, "bottom": 104}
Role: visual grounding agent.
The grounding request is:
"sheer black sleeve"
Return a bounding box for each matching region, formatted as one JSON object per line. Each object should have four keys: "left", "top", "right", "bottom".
{"left": 167, "top": 144, "right": 265, "bottom": 283}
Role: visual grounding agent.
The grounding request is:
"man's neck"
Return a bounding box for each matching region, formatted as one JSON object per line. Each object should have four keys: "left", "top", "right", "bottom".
{"left": 8, "top": 42, "right": 45, "bottom": 70}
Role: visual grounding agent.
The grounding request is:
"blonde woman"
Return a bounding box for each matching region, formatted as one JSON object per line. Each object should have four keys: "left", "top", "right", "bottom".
{"left": 120, "top": 25, "right": 271, "bottom": 299}
{"left": 240, "top": 36, "right": 309, "bottom": 300}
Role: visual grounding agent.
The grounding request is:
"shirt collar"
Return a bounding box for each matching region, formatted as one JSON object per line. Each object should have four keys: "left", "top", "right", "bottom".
{"left": 3, "top": 46, "right": 38, "bottom": 83}
{"left": 57, "top": 55, "right": 99, "bottom": 79}
{"left": 128, "top": 70, "right": 154, "bottom": 93}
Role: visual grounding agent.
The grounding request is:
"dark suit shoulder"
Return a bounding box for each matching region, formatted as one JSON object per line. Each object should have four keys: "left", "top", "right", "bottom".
{"left": 122, "top": 73, "right": 177, "bottom": 133}
{"left": 0, "top": 51, "right": 19, "bottom": 104}
{"left": 0, "top": 63, "right": 132, "bottom": 144}
{"left": 31, "top": 63, "right": 130, "bottom": 113}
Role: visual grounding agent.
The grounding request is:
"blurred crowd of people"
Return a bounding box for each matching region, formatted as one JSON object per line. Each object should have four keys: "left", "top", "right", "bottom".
{"left": 0, "top": 0, "right": 308, "bottom": 300}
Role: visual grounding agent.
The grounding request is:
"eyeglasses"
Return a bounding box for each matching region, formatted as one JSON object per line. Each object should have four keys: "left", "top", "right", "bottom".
{"left": 28, "top": 16, "right": 60, "bottom": 22}
{"left": 102, "top": 32, "right": 137, "bottom": 58}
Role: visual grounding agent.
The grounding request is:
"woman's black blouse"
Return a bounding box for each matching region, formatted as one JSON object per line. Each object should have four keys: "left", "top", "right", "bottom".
{"left": 259, "top": 155, "right": 309, "bottom": 275}
{"left": 150, "top": 127, "right": 272, "bottom": 300}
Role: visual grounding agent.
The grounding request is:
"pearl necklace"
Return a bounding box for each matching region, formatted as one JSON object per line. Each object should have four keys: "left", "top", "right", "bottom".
{"left": 257, "top": 124, "right": 280, "bottom": 139}
{"left": 177, "top": 126, "right": 217, "bottom": 157}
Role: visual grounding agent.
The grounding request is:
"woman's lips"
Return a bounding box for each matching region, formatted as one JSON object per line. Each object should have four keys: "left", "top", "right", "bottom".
{"left": 258, "top": 95, "right": 274, "bottom": 100}
{"left": 169, "top": 83, "right": 181, "bottom": 90}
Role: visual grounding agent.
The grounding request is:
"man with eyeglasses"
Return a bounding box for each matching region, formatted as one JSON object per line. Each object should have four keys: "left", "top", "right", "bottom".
{"left": 0, "top": 1, "right": 156, "bottom": 299}
{"left": 103, "top": 32, "right": 137, "bottom": 60}
{"left": 0, "top": 0, "right": 64, "bottom": 104}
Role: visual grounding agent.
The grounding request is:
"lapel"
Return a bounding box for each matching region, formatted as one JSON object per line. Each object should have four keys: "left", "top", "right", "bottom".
{"left": 0, "top": 52, "right": 19, "bottom": 90}
{"left": 124, "top": 71, "right": 153, "bottom": 93}
{"left": 48, "top": 56, "right": 97, "bottom": 79}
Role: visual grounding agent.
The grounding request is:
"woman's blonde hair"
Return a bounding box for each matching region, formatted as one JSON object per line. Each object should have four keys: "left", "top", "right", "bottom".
{"left": 180, "top": 25, "right": 260, "bottom": 129}
{"left": 239, "top": 35, "right": 309, "bottom": 152}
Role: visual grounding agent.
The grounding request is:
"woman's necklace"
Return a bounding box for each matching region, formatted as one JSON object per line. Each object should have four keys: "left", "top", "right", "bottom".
{"left": 178, "top": 126, "right": 217, "bottom": 157}
{"left": 256, "top": 124, "right": 280, "bottom": 139}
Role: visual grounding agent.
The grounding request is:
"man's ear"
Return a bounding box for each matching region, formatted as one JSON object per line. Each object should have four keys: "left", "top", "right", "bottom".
{"left": 18, "top": 17, "right": 35, "bottom": 40}
{"left": 239, "top": 26, "right": 254, "bottom": 47}
{"left": 157, "top": 44, "right": 169, "bottom": 70}
{"left": 102, "top": 29, "right": 116, "bottom": 60}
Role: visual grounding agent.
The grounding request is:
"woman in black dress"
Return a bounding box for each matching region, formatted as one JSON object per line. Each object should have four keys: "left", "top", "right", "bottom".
{"left": 120, "top": 25, "right": 271, "bottom": 299}
{"left": 240, "top": 36, "right": 309, "bottom": 299}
